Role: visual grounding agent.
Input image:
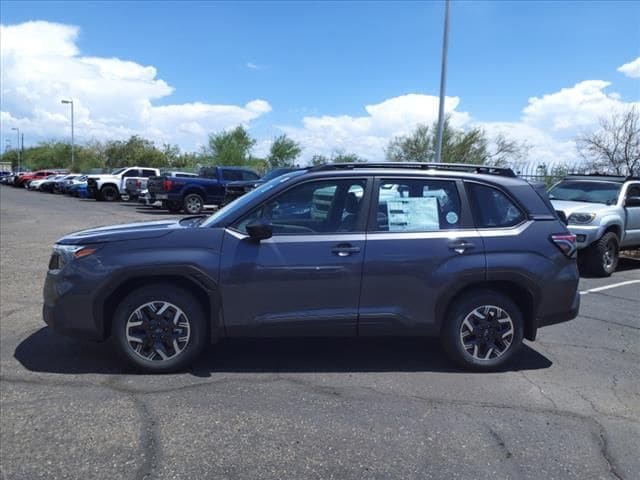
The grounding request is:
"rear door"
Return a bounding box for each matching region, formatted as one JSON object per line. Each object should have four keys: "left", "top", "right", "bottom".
{"left": 358, "top": 176, "right": 485, "bottom": 336}
{"left": 220, "top": 177, "right": 371, "bottom": 336}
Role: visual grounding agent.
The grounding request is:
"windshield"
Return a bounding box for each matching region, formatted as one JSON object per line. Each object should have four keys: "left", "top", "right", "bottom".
{"left": 111, "top": 168, "right": 126, "bottom": 175}
{"left": 548, "top": 180, "right": 621, "bottom": 205}
{"left": 200, "top": 170, "right": 307, "bottom": 227}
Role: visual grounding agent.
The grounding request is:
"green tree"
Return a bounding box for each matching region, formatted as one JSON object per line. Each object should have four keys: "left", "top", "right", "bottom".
{"left": 204, "top": 126, "right": 256, "bottom": 166}
{"left": 267, "top": 134, "right": 302, "bottom": 168}
{"left": 385, "top": 118, "right": 526, "bottom": 166}
{"left": 309, "top": 151, "right": 365, "bottom": 166}
{"left": 104, "top": 135, "right": 167, "bottom": 168}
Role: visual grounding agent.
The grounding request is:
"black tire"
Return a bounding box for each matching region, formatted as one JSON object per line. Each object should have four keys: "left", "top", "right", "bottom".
{"left": 100, "top": 185, "right": 120, "bottom": 202}
{"left": 164, "top": 200, "right": 182, "bottom": 213}
{"left": 111, "top": 284, "right": 207, "bottom": 373}
{"left": 183, "top": 193, "right": 204, "bottom": 215}
{"left": 582, "top": 232, "right": 619, "bottom": 277}
{"left": 441, "top": 290, "right": 524, "bottom": 372}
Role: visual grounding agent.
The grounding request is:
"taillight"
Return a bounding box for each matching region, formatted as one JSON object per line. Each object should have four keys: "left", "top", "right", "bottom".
{"left": 163, "top": 179, "right": 173, "bottom": 191}
{"left": 550, "top": 233, "right": 577, "bottom": 258}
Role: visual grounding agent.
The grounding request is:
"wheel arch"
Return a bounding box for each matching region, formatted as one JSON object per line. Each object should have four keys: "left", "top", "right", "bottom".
{"left": 438, "top": 280, "right": 538, "bottom": 341}
{"left": 95, "top": 265, "right": 223, "bottom": 343}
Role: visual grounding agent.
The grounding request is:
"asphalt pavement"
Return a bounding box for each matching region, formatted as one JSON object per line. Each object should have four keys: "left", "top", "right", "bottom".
{"left": 1, "top": 185, "right": 639, "bottom": 480}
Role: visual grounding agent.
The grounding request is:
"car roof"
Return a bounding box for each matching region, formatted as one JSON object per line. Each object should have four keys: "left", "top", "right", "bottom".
{"left": 562, "top": 174, "right": 640, "bottom": 183}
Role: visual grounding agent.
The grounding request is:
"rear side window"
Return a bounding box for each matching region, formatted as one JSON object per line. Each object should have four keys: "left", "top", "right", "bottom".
{"left": 222, "top": 170, "right": 244, "bottom": 181}
{"left": 374, "top": 178, "right": 461, "bottom": 232}
{"left": 467, "top": 183, "right": 525, "bottom": 228}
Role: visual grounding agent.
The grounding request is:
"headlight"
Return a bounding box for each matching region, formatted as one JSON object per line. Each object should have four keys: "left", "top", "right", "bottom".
{"left": 49, "top": 244, "right": 97, "bottom": 270}
{"left": 567, "top": 213, "right": 596, "bottom": 224}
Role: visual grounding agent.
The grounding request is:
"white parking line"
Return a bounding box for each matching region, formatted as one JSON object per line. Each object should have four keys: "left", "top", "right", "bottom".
{"left": 580, "top": 280, "right": 640, "bottom": 295}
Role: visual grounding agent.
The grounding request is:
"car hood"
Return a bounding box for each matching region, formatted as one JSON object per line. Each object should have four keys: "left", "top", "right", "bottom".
{"left": 57, "top": 217, "right": 205, "bottom": 245}
{"left": 550, "top": 200, "right": 615, "bottom": 215}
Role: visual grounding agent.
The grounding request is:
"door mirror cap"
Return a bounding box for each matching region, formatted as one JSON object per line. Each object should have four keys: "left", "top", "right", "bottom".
{"left": 625, "top": 196, "right": 640, "bottom": 207}
{"left": 246, "top": 219, "right": 273, "bottom": 240}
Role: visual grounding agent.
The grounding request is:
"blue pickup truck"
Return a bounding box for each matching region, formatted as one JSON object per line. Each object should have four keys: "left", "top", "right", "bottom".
{"left": 147, "top": 166, "right": 260, "bottom": 214}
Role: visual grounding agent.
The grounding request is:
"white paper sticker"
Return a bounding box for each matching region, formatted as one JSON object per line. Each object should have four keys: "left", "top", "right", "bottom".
{"left": 387, "top": 197, "right": 439, "bottom": 231}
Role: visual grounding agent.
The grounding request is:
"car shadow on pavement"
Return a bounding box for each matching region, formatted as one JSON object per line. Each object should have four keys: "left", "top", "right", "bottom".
{"left": 14, "top": 327, "right": 552, "bottom": 376}
{"left": 578, "top": 255, "right": 640, "bottom": 278}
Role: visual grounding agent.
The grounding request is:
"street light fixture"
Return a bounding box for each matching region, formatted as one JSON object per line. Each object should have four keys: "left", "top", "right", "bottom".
{"left": 61, "top": 99, "right": 75, "bottom": 169}
{"left": 11, "top": 127, "right": 20, "bottom": 172}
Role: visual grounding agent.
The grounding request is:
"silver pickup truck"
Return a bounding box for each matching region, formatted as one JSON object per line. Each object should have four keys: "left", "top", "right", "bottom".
{"left": 549, "top": 174, "right": 640, "bottom": 276}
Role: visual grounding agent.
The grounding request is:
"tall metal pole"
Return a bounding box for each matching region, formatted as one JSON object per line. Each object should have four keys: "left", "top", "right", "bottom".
{"left": 61, "top": 99, "right": 75, "bottom": 169}
{"left": 434, "top": 0, "right": 450, "bottom": 163}
{"left": 11, "top": 127, "right": 20, "bottom": 172}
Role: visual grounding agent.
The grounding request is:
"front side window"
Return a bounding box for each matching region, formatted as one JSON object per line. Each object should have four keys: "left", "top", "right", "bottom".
{"left": 374, "top": 178, "right": 461, "bottom": 232}
{"left": 241, "top": 170, "right": 260, "bottom": 181}
{"left": 142, "top": 169, "right": 156, "bottom": 177}
{"left": 222, "top": 170, "right": 244, "bottom": 181}
{"left": 123, "top": 169, "right": 139, "bottom": 177}
{"left": 467, "top": 183, "right": 524, "bottom": 228}
{"left": 232, "top": 179, "right": 367, "bottom": 235}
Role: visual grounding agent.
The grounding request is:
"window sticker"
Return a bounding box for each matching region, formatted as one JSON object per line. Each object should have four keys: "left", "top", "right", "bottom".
{"left": 446, "top": 211, "right": 459, "bottom": 224}
{"left": 387, "top": 197, "right": 439, "bottom": 231}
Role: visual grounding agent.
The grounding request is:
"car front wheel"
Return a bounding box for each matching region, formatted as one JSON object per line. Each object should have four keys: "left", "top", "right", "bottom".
{"left": 100, "top": 185, "right": 120, "bottom": 202}
{"left": 441, "top": 291, "right": 524, "bottom": 371}
{"left": 582, "top": 232, "right": 619, "bottom": 277}
{"left": 112, "top": 284, "right": 207, "bottom": 373}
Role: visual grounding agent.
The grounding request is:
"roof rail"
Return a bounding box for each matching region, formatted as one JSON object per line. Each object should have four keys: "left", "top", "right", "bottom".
{"left": 309, "top": 162, "right": 517, "bottom": 177}
{"left": 565, "top": 173, "right": 639, "bottom": 181}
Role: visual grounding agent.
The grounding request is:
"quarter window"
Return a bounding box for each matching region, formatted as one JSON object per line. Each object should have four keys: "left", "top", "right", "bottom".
{"left": 374, "top": 179, "right": 461, "bottom": 232}
{"left": 233, "top": 179, "right": 367, "bottom": 235}
{"left": 467, "top": 183, "right": 524, "bottom": 228}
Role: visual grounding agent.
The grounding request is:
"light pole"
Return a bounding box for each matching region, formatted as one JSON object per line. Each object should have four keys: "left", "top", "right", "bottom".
{"left": 11, "top": 127, "right": 20, "bottom": 172}
{"left": 434, "top": 0, "right": 450, "bottom": 163}
{"left": 61, "top": 99, "right": 74, "bottom": 169}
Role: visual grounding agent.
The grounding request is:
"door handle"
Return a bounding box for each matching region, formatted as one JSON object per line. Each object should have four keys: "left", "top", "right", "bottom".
{"left": 448, "top": 240, "right": 475, "bottom": 255}
{"left": 331, "top": 244, "right": 361, "bottom": 257}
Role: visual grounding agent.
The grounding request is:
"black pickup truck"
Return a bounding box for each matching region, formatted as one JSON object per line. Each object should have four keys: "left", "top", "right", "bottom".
{"left": 147, "top": 166, "right": 260, "bottom": 214}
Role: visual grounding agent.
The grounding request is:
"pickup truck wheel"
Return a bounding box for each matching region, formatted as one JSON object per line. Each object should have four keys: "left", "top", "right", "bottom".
{"left": 112, "top": 284, "right": 207, "bottom": 373}
{"left": 101, "top": 185, "right": 120, "bottom": 202}
{"left": 183, "top": 193, "right": 204, "bottom": 215}
{"left": 583, "top": 232, "right": 619, "bottom": 277}
{"left": 164, "top": 200, "right": 182, "bottom": 213}
{"left": 441, "top": 290, "right": 524, "bottom": 372}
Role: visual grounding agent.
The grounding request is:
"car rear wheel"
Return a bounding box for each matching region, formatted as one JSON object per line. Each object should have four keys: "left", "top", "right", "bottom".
{"left": 582, "top": 232, "right": 618, "bottom": 277}
{"left": 112, "top": 284, "right": 207, "bottom": 373}
{"left": 441, "top": 290, "right": 524, "bottom": 371}
{"left": 183, "top": 193, "right": 204, "bottom": 215}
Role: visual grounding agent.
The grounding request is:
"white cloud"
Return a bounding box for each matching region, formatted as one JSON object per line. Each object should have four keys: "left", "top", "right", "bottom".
{"left": 281, "top": 94, "right": 470, "bottom": 161}
{"left": 281, "top": 80, "right": 638, "bottom": 165}
{"left": 617, "top": 57, "right": 640, "bottom": 78}
{"left": 246, "top": 62, "right": 264, "bottom": 70}
{"left": 0, "top": 21, "right": 271, "bottom": 150}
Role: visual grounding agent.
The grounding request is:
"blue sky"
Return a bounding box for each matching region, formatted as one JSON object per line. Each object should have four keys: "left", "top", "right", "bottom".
{"left": 1, "top": 1, "right": 639, "bottom": 163}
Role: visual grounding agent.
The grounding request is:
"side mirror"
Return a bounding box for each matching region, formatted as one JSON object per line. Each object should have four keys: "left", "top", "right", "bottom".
{"left": 246, "top": 219, "right": 273, "bottom": 240}
{"left": 625, "top": 196, "right": 640, "bottom": 207}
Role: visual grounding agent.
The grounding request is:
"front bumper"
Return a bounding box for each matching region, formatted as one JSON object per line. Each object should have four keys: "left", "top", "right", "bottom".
{"left": 537, "top": 291, "right": 580, "bottom": 328}
{"left": 566, "top": 224, "right": 602, "bottom": 249}
{"left": 43, "top": 267, "right": 106, "bottom": 341}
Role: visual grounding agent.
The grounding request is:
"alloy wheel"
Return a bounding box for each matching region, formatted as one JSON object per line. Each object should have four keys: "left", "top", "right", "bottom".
{"left": 459, "top": 305, "right": 514, "bottom": 360}
{"left": 125, "top": 301, "right": 191, "bottom": 362}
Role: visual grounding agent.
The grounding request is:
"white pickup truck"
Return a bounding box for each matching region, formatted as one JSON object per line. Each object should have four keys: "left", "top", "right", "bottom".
{"left": 86, "top": 167, "right": 160, "bottom": 202}
{"left": 549, "top": 174, "right": 640, "bottom": 276}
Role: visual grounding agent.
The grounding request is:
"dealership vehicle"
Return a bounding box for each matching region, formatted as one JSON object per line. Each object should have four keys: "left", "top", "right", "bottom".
{"left": 148, "top": 166, "right": 260, "bottom": 214}
{"left": 44, "top": 163, "right": 580, "bottom": 373}
{"left": 224, "top": 167, "right": 300, "bottom": 204}
{"left": 549, "top": 174, "right": 640, "bottom": 276}
{"left": 68, "top": 181, "right": 89, "bottom": 198}
{"left": 86, "top": 167, "right": 160, "bottom": 201}
{"left": 27, "top": 174, "right": 59, "bottom": 191}
{"left": 39, "top": 174, "right": 70, "bottom": 193}
{"left": 16, "top": 170, "right": 64, "bottom": 188}
{"left": 54, "top": 175, "right": 86, "bottom": 194}
{"left": 126, "top": 170, "right": 197, "bottom": 201}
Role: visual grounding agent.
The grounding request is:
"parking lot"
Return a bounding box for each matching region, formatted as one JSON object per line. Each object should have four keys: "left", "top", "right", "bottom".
{"left": 1, "top": 185, "right": 638, "bottom": 480}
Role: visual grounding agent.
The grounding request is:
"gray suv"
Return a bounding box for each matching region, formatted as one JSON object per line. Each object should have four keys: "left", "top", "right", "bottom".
{"left": 43, "top": 163, "right": 580, "bottom": 372}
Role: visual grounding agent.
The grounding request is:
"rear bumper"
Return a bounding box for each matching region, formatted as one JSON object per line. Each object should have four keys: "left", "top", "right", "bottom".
{"left": 537, "top": 291, "right": 580, "bottom": 328}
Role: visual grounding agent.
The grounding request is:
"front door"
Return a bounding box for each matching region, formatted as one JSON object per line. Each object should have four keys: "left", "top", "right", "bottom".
{"left": 622, "top": 182, "right": 640, "bottom": 247}
{"left": 358, "top": 176, "right": 485, "bottom": 336}
{"left": 220, "top": 177, "right": 371, "bottom": 336}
